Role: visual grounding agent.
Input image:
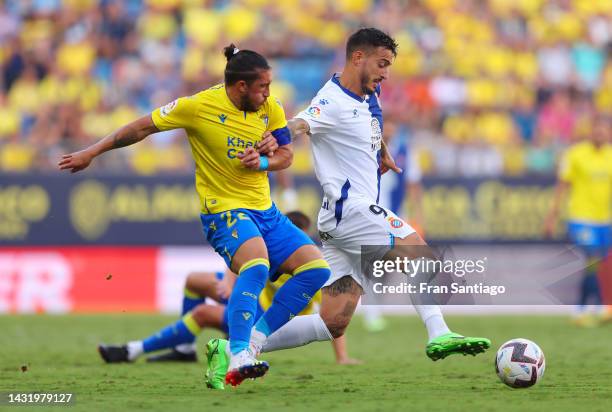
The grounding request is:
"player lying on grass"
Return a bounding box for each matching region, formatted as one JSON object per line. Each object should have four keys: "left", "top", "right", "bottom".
{"left": 206, "top": 28, "right": 491, "bottom": 385}
{"left": 59, "top": 44, "right": 331, "bottom": 387}
{"left": 98, "top": 212, "right": 359, "bottom": 372}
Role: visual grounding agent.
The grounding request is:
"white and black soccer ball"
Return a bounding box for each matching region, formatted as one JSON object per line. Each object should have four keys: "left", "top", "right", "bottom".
{"left": 495, "top": 338, "right": 545, "bottom": 388}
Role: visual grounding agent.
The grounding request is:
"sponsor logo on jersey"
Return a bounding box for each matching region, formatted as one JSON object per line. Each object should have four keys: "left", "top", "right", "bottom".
{"left": 306, "top": 106, "right": 321, "bottom": 118}
{"left": 160, "top": 100, "right": 177, "bottom": 117}
{"left": 353, "top": 108, "right": 359, "bottom": 118}
{"left": 319, "top": 99, "right": 329, "bottom": 105}
{"left": 218, "top": 113, "right": 227, "bottom": 123}
{"left": 388, "top": 216, "right": 404, "bottom": 228}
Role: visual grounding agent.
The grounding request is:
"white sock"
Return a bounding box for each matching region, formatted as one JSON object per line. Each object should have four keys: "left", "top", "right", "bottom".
{"left": 229, "top": 349, "right": 253, "bottom": 370}
{"left": 249, "top": 328, "right": 267, "bottom": 356}
{"left": 174, "top": 343, "right": 196, "bottom": 354}
{"left": 126, "top": 341, "right": 144, "bottom": 361}
{"left": 261, "top": 314, "right": 332, "bottom": 353}
{"left": 412, "top": 305, "right": 451, "bottom": 341}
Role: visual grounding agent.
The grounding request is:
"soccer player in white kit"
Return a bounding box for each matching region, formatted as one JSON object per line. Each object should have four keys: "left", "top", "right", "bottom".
{"left": 207, "top": 29, "right": 490, "bottom": 374}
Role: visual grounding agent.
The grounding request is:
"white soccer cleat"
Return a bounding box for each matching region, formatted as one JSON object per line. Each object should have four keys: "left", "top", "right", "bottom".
{"left": 225, "top": 349, "right": 269, "bottom": 387}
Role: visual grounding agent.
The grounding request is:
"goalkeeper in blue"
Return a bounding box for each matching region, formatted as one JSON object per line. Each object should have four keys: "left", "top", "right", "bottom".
{"left": 59, "top": 45, "right": 331, "bottom": 387}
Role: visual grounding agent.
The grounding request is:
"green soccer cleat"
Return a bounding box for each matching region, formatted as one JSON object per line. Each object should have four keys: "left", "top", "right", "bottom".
{"left": 205, "top": 338, "right": 229, "bottom": 390}
{"left": 426, "top": 332, "right": 491, "bottom": 361}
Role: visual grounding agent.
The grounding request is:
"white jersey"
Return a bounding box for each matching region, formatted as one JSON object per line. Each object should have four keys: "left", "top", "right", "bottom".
{"left": 296, "top": 74, "right": 383, "bottom": 231}
{"left": 296, "top": 74, "right": 415, "bottom": 288}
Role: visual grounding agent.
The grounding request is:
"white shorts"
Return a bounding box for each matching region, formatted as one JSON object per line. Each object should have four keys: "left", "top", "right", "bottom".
{"left": 317, "top": 197, "right": 415, "bottom": 289}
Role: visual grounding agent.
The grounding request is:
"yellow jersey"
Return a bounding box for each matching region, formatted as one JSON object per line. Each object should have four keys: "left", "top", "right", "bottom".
{"left": 151, "top": 84, "right": 288, "bottom": 214}
{"left": 259, "top": 273, "right": 322, "bottom": 316}
{"left": 559, "top": 141, "right": 612, "bottom": 223}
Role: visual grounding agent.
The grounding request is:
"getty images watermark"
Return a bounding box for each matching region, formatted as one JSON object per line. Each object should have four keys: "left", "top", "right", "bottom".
{"left": 370, "top": 255, "right": 507, "bottom": 297}
{"left": 360, "top": 244, "right": 611, "bottom": 305}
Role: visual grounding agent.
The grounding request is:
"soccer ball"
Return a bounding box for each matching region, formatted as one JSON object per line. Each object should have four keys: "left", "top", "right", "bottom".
{"left": 495, "top": 338, "right": 545, "bottom": 388}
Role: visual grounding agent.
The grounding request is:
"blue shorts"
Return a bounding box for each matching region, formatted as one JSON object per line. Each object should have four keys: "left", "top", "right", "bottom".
{"left": 200, "top": 203, "right": 314, "bottom": 280}
{"left": 567, "top": 221, "right": 612, "bottom": 257}
{"left": 215, "top": 271, "right": 264, "bottom": 335}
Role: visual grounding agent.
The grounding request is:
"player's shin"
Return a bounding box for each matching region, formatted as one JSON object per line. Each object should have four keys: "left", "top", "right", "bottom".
{"left": 182, "top": 287, "right": 205, "bottom": 316}
{"left": 258, "top": 314, "right": 333, "bottom": 353}
{"left": 250, "top": 259, "right": 330, "bottom": 353}
{"left": 136, "top": 312, "right": 202, "bottom": 359}
{"left": 227, "top": 258, "right": 269, "bottom": 355}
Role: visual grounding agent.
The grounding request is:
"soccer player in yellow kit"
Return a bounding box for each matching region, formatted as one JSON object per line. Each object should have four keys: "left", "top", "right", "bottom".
{"left": 546, "top": 115, "right": 612, "bottom": 325}
{"left": 59, "top": 45, "right": 331, "bottom": 387}
{"left": 97, "top": 211, "right": 359, "bottom": 370}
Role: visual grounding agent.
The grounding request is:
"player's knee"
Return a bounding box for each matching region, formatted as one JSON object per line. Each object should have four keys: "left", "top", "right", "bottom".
{"left": 185, "top": 272, "right": 200, "bottom": 292}
{"left": 292, "top": 258, "right": 331, "bottom": 290}
{"left": 190, "top": 304, "right": 211, "bottom": 327}
{"left": 321, "top": 314, "right": 350, "bottom": 339}
{"left": 239, "top": 258, "right": 270, "bottom": 289}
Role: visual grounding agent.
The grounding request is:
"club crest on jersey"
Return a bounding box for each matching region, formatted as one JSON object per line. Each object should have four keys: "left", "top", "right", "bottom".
{"left": 306, "top": 106, "right": 321, "bottom": 118}
{"left": 387, "top": 216, "right": 404, "bottom": 229}
{"left": 371, "top": 118, "right": 382, "bottom": 151}
{"left": 259, "top": 113, "right": 269, "bottom": 126}
{"left": 160, "top": 99, "right": 177, "bottom": 117}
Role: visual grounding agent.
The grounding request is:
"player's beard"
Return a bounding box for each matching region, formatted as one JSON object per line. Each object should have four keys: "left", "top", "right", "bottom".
{"left": 239, "top": 94, "right": 259, "bottom": 112}
{"left": 360, "top": 71, "right": 375, "bottom": 95}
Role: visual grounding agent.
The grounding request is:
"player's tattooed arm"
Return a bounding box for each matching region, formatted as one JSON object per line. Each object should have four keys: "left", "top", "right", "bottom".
{"left": 287, "top": 118, "right": 311, "bottom": 141}
{"left": 58, "top": 115, "right": 159, "bottom": 173}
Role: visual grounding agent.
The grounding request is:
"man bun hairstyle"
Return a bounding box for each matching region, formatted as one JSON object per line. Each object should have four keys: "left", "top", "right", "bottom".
{"left": 346, "top": 28, "right": 398, "bottom": 59}
{"left": 223, "top": 43, "right": 270, "bottom": 86}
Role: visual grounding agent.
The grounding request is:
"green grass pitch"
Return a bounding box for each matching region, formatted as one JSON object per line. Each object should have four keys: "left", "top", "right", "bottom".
{"left": 1, "top": 314, "right": 610, "bottom": 411}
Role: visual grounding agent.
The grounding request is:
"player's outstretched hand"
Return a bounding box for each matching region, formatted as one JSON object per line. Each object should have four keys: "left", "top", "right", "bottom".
{"left": 256, "top": 131, "right": 278, "bottom": 156}
{"left": 237, "top": 147, "right": 262, "bottom": 170}
{"left": 58, "top": 149, "right": 95, "bottom": 173}
{"left": 380, "top": 147, "right": 402, "bottom": 175}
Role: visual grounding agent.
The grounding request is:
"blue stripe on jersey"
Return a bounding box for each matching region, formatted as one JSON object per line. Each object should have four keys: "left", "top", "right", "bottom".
{"left": 376, "top": 150, "right": 382, "bottom": 204}
{"left": 271, "top": 126, "right": 291, "bottom": 146}
{"left": 331, "top": 74, "right": 365, "bottom": 102}
{"left": 368, "top": 89, "right": 383, "bottom": 203}
{"left": 335, "top": 179, "right": 351, "bottom": 226}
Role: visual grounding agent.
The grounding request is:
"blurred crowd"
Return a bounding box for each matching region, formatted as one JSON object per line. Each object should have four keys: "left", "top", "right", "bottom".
{"left": 0, "top": 0, "right": 610, "bottom": 176}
